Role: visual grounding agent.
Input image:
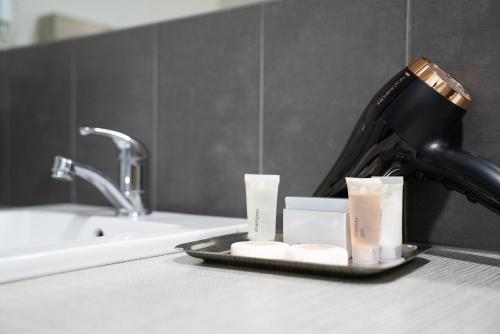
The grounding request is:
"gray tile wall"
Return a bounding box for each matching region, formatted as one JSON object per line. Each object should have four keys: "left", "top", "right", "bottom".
{"left": 0, "top": 0, "right": 499, "bottom": 250}
{"left": 74, "top": 27, "right": 155, "bottom": 206}
{"left": 6, "top": 43, "right": 72, "bottom": 205}
{"left": 157, "top": 8, "right": 260, "bottom": 217}
{"left": 406, "top": 0, "right": 500, "bottom": 250}
{"left": 263, "top": 0, "right": 406, "bottom": 228}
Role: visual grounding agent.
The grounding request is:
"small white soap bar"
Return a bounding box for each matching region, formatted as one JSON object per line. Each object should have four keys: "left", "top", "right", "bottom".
{"left": 287, "top": 244, "right": 348, "bottom": 266}
{"left": 231, "top": 241, "right": 289, "bottom": 260}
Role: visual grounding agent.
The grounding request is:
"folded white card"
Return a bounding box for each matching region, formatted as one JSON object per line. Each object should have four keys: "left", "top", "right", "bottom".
{"left": 285, "top": 197, "right": 348, "bottom": 212}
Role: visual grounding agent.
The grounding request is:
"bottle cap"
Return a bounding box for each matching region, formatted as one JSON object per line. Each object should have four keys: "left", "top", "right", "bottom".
{"left": 352, "top": 246, "right": 379, "bottom": 265}
{"left": 380, "top": 245, "right": 402, "bottom": 262}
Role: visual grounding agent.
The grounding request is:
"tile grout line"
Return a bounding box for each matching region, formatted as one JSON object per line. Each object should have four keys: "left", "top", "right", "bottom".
{"left": 258, "top": 4, "right": 265, "bottom": 174}
{"left": 405, "top": 0, "right": 412, "bottom": 65}
{"left": 70, "top": 47, "right": 77, "bottom": 203}
{"left": 5, "top": 61, "right": 10, "bottom": 203}
{"left": 404, "top": 0, "right": 412, "bottom": 242}
{"left": 151, "top": 25, "right": 159, "bottom": 209}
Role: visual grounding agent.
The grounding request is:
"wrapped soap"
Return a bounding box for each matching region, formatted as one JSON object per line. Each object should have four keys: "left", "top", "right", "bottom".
{"left": 283, "top": 197, "right": 351, "bottom": 257}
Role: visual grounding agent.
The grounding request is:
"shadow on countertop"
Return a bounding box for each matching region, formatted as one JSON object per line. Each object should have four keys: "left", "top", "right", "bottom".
{"left": 173, "top": 254, "right": 430, "bottom": 284}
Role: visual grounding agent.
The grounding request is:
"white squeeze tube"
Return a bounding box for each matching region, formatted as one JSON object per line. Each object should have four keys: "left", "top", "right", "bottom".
{"left": 244, "top": 174, "right": 280, "bottom": 241}
{"left": 373, "top": 176, "right": 404, "bottom": 261}
{"left": 345, "top": 177, "right": 383, "bottom": 265}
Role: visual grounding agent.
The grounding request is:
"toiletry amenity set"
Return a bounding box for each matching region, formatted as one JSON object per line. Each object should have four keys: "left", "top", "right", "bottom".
{"left": 233, "top": 174, "right": 404, "bottom": 267}
{"left": 177, "top": 174, "right": 414, "bottom": 277}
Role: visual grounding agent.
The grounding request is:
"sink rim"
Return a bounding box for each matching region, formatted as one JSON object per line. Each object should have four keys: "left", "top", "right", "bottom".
{"left": 0, "top": 203, "right": 247, "bottom": 255}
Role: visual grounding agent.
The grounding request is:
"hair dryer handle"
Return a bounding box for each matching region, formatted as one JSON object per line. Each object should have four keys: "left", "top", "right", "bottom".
{"left": 422, "top": 141, "right": 500, "bottom": 213}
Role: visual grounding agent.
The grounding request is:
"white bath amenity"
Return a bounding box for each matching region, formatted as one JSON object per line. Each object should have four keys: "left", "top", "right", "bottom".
{"left": 283, "top": 197, "right": 351, "bottom": 256}
{"left": 373, "top": 176, "right": 404, "bottom": 261}
{"left": 285, "top": 197, "right": 349, "bottom": 212}
{"left": 244, "top": 174, "right": 280, "bottom": 241}
{"left": 287, "top": 244, "right": 348, "bottom": 265}
{"left": 346, "top": 177, "right": 383, "bottom": 265}
{"left": 231, "top": 240, "right": 289, "bottom": 260}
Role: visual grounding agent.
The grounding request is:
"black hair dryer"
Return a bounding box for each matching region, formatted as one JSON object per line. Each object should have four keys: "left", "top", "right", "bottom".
{"left": 314, "top": 57, "right": 500, "bottom": 214}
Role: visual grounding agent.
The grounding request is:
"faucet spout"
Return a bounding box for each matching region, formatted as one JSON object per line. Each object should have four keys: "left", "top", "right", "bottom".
{"left": 52, "top": 127, "right": 150, "bottom": 216}
{"left": 52, "top": 156, "right": 139, "bottom": 216}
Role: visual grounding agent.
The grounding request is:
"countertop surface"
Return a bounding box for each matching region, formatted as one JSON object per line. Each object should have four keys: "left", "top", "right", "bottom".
{"left": 1, "top": 246, "right": 499, "bottom": 334}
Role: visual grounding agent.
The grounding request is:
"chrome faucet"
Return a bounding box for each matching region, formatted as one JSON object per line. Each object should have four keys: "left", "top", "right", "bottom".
{"left": 52, "top": 127, "right": 150, "bottom": 216}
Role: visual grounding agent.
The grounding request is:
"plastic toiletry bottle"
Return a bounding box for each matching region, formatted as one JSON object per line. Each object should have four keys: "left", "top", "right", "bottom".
{"left": 345, "top": 177, "right": 383, "bottom": 265}
{"left": 373, "top": 176, "right": 404, "bottom": 261}
{"left": 244, "top": 174, "right": 280, "bottom": 241}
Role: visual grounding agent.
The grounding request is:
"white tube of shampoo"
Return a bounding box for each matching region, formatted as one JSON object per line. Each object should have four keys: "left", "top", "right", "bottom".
{"left": 345, "top": 177, "right": 383, "bottom": 265}
{"left": 244, "top": 174, "right": 280, "bottom": 241}
{"left": 373, "top": 176, "right": 404, "bottom": 261}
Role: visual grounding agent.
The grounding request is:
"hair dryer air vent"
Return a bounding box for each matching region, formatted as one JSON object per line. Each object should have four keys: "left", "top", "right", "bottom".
{"left": 408, "top": 57, "right": 472, "bottom": 110}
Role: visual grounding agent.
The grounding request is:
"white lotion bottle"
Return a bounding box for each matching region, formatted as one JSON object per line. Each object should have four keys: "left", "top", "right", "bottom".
{"left": 244, "top": 174, "right": 280, "bottom": 241}
{"left": 373, "top": 176, "right": 404, "bottom": 261}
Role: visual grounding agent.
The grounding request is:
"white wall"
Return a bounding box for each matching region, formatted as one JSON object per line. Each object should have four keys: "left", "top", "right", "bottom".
{"left": 7, "top": 0, "right": 263, "bottom": 48}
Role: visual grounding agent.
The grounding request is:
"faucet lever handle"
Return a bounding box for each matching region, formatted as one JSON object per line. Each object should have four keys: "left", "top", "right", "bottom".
{"left": 79, "top": 127, "right": 148, "bottom": 159}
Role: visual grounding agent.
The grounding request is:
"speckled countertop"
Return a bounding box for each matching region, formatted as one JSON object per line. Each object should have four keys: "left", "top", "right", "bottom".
{"left": 1, "top": 246, "right": 499, "bottom": 334}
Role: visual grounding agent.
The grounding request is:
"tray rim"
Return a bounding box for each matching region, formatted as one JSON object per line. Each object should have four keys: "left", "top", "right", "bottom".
{"left": 175, "top": 232, "right": 425, "bottom": 277}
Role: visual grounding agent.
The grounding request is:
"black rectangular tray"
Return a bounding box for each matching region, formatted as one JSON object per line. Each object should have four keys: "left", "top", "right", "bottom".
{"left": 176, "top": 233, "right": 424, "bottom": 277}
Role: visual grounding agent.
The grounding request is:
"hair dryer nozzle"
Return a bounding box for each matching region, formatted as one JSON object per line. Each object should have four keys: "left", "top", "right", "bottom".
{"left": 408, "top": 57, "right": 472, "bottom": 110}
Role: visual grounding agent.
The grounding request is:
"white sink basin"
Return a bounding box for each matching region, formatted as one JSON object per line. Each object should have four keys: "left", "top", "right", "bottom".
{"left": 0, "top": 204, "right": 247, "bottom": 283}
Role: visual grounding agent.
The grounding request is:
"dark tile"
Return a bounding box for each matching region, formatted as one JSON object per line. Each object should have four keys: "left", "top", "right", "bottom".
{"left": 409, "top": 0, "right": 500, "bottom": 251}
{"left": 0, "top": 54, "right": 8, "bottom": 204}
{"left": 263, "top": 0, "right": 407, "bottom": 229}
{"left": 157, "top": 6, "right": 261, "bottom": 217}
{"left": 7, "top": 43, "right": 72, "bottom": 205}
{"left": 406, "top": 180, "right": 499, "bottom": 250}
{"left": 74, "top": 27, "right": 155, "bottom": 207}
{"left": 411, "top": 0, "right": 500, "bottom": 37}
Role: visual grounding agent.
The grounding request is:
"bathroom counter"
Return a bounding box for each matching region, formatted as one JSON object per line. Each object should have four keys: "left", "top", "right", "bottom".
{"left": 1, "top": 246, "right": 499, "bottom": 333}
